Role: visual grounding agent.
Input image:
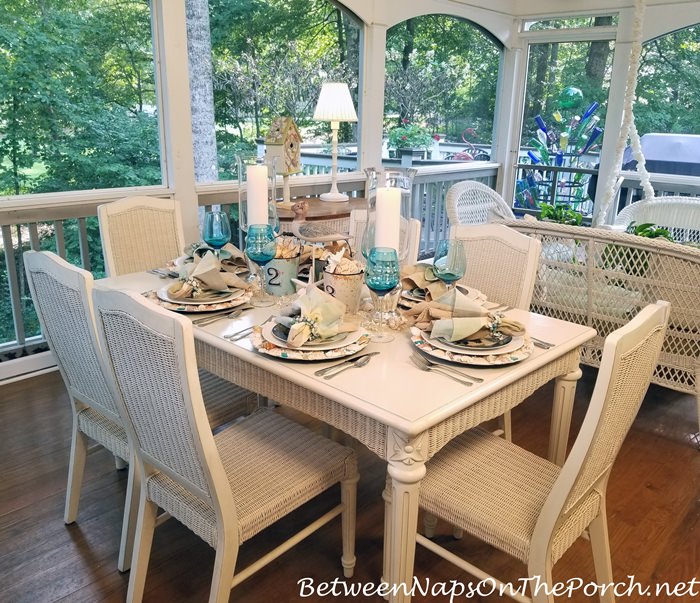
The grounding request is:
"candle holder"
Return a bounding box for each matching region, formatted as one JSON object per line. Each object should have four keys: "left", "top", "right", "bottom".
{"left": 236, "top": 154, "right": 279, "bottom": 236}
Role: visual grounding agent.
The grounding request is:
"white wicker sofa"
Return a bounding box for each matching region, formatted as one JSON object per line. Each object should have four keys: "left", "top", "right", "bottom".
{"left": 614, "top": 196, "right": 700, "bottom": 244}
{"left": 504, "top": 219, "right": 700, "bottom": 437}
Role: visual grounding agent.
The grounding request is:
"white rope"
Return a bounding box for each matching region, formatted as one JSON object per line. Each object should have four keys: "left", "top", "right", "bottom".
{"left": 593, "top": 0, "right": 653, "bottom": 226}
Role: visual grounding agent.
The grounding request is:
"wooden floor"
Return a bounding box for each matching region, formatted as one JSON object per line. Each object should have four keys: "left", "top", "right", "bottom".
{"left": 1, "top": 368, "right": 698, "bottom": 603}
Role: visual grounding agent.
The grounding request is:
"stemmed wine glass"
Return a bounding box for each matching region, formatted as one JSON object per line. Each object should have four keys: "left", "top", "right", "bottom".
{"left": 364, "top": 247, "right": 400, "bottom": 343}
{"left": 203, "top": 210, "right": 232, "bottom": 258}
{"left": 245, "top": 224, "right": 277, "bottom": 307}
{"left": 432, "top": 239, "right": 466, "bottom": 291}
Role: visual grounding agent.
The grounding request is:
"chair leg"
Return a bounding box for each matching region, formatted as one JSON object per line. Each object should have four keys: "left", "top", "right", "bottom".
{"left": 117, "top": 461, "right": 141, "bottom": 572}
{"left": 64, "top": 425, "right": 87, "bottom": 524}
{"left": 527, "top": 559, "right": 555, "bottom": 603}
{"left": 500, "top": 410, "right": 513, "bottom": 441}
{"left": 423, "top": 513, "right": 438, "bottom": 538}
{"left": 126, "top": 498, "right": 158, "bottom": 603}
{"left": 589, "top": 512, "right": 615, "bottom": 603}
{"left": 341, "top": 473, "right": 359, "bottom": 578}
{"left": 209, "top": 536, "right": 239, "bottom": 603}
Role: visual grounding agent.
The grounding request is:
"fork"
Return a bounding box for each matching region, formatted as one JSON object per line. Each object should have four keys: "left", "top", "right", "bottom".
{"left": 412, "top": 351, "right": 485, "bottom": 383}
{"left": 191, "top": 308, "right": 245, "bottom": 326}
{"left": 410, "top": 354, "right": 474, "bottom": 386}
{"left": 225, "top": 315, "right": 275, "bottom": 341}
{"left": 530, "top": 337, "right": 553, "bottom": 349}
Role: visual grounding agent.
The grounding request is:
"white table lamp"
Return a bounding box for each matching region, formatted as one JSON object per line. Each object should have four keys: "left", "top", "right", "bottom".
{"left": 313, "top": 82, "right": 357, "bottom": 202}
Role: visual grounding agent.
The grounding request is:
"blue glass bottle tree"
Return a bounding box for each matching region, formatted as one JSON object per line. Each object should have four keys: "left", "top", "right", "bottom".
{"left": 516, "top": 86, "right": 604, "bottom": 219}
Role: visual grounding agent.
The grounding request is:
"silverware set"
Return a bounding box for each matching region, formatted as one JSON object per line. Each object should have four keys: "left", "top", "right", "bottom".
{"left": 314, "top": 352, "right": 381, "bottom": 379}
{"left": 225, "top": 315, "right": 275, "bottom": 341}
{"left": 410, "top": 352, "right": 483, "bottom": 386}
{"left": 191, "top": 307, "right": 251, "bottom": 327}
{"left": 148, "top": 268, "right": 178, "bottom": 279}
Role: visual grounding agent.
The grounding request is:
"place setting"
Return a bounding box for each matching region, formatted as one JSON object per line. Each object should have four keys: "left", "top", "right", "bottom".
{"left": 248, "top": 285, "right": 371, "bottom": 361}
{"left": 144, "top": 210, "right": 253, "bottom": 313}
{"left": 405, "top": 285, "right": 534, "bottom": 367}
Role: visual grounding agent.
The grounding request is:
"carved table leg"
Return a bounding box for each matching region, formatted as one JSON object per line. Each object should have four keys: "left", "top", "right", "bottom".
{"left": 385, "top": 429, "right": 427, "bottom": 603}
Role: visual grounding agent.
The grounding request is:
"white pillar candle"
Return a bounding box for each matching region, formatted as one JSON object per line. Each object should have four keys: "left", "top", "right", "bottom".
{"left": 374, "top": 187, "right": 401, "bottom": 251}
{"left": 247, "top": 164, "right": 268, "bottom": 225}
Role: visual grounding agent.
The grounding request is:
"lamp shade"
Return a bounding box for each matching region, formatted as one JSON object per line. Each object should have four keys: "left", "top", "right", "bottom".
{"left": 313, "top": 82, "right": 357, "bottom": 122}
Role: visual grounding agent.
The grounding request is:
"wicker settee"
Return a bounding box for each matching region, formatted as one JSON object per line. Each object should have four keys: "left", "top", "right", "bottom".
{"left": 505, "top": 219, "right": 700, "bottom": 437}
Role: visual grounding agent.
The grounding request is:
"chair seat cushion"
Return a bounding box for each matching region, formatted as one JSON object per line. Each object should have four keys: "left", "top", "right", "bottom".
{"left": 146, "top": 408, "right": 357, "bottom": 548}
{"left": 420, "top": 428, "right": 600, "bottom": 563}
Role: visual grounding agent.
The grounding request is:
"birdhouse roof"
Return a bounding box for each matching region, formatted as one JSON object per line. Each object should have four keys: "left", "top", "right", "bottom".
{"left": 265, "top": 116, "right": 302, "bottom": 145}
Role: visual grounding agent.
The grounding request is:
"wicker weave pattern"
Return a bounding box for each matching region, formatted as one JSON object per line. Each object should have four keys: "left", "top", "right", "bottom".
{"left": 198, "top": 369, "right": 256, "bottom": 430}
{"left": 564, "top": 326, "right": 665, "bottom": 513}
{"left": 100, "top": 309, "right": 210, "bottom": 494}
{"left": 614, "top": 196, "right": 700, "bottom": 244}
{"left": 77, "top": 407, "right": 129, "bottom": 461}
{"left": 148, "top": 408, "right": 357, "bottom": 547}
{"left": 445, "top": 181, "right": 515, "bottom": 226}
{"left": 32, "top": 271, "right": 119, "bottom": 420}
{"left": 102, "top": 206, "right": 183, "bottom": 276}
{"left": 195, "top": 339, "right": 389, "bottom": 457}
{"left": 451, "top": 225, "right": 541, "bottom": 310}
{"left": 508, "top": 221, "right": 700, "bottom": 419}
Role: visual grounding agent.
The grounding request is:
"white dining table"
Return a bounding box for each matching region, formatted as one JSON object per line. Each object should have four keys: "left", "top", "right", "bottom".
{"left": 99, "top": 272, "right": 596, "bottom": 603}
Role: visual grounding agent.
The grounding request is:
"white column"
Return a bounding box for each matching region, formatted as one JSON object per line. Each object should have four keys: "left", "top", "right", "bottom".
{"left": 493, "top": 42, "right": 527, "bottom": 203}
{"left": 152, "top": 0, "right": 200, "bottom": 244}
{"left": 358, "top": 22, "right": 388, "bottom": 172}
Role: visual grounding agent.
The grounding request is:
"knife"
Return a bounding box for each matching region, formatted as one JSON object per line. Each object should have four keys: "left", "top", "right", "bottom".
{"left": 314, "top": 352, "right": 380, "bottom": 377}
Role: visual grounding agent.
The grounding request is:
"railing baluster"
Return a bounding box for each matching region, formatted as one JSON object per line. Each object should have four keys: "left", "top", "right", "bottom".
{"left": 78, "top": 217, "right": 91, "bottom": 271}
{"left": 54, "top": 220, "right": 67, "bottom": 258}
{"left": 1, "top": 225, "right": 26, "bottom": 346}
{"left": 28, "top": 224, "right": 40, "bottom": 251}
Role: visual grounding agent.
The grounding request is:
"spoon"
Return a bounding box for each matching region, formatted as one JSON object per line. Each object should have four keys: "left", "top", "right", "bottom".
{"left": 323, "top": 354, "right": 372, "bottom": 380}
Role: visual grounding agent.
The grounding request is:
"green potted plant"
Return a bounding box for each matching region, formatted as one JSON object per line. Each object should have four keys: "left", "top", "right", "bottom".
{"left": 387, "top": 119, "right": 433, "bottom": 159}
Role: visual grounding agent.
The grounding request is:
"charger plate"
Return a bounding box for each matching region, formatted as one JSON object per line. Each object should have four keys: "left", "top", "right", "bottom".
{"left": 270, "top": 323, "right": 348, "bottom": 348}
{"left": 251, "top": 329, "right": 370, "bottom": 361}
{"left": 262, "top": 322, "right": 363, "bottom": 351}
{"left": 410, "top": 327, "right": 533, "bottom": 366}
{"left": 144, "top": 290, "right": 251, "bottom": 313}
{"left": 157, "top": 286, "right": 243, "bottom": 305}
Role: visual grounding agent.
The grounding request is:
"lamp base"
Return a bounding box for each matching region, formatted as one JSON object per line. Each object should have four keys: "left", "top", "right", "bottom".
{"left": 320, "top": 191, "right": 349, "bottom": 202}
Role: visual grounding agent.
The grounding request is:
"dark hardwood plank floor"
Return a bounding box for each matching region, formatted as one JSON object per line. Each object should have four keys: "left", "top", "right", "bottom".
{"left": 1, "top": 368, "right": 698, "bottom": 602}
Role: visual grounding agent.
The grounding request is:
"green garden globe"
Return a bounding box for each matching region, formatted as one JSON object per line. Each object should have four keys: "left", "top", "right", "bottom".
{"left": 558, "top": 86, "right": 584, "bottom": 110}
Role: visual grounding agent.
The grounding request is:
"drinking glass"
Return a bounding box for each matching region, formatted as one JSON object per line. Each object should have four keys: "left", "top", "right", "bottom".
{"left": 245, "top": 224, "right": 277, "bottom": 307}
{"left": 364, "top": 247, "right": 400, "bottom": 343}
{"left": 433, "top": 239, "right": 466, "bottom": 290}
{"left": 203, "top": 210, "right": 231, "bottom": 257}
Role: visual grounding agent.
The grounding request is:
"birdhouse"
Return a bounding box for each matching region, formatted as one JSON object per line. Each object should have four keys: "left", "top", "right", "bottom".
{"left": 265, "top": 116, "right": 302, "bottom": 176}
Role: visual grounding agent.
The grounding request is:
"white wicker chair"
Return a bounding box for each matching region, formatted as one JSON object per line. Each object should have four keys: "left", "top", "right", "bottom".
{"left": 348, "top": 209, "right": 421, "bottom": 264}
{"left": 447, "top": 224, "right": 542, "bottom": 441}
{"left": 23, "top": 251, "right": 254, "bottom": 572}
{"left": 614, "top": 196, "right": 700, "bottom": 244}
{"left": 445, "top": 180, "right": 516, "bottom": 227}
{"left": 98, "top": 196, "right": 186, "bottom": 276}
{"left": 417, "top": 301, "right": 670, "bottom": 603}
{"left": 92, "top": 287, "right": 359, "bottom": 603}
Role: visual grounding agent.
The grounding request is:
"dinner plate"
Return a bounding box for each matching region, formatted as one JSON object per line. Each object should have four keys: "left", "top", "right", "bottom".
{"left": 271, "top": 323, "right": 347, "bottom": 347}
{"left": 144, "top": 290, "right": 250, "bottom": 313}
{"left": 156, "top": 286, "right": 243, "bottom": 305}
{"left": 426, "top": 332, "right": 524, "bottom": 356}
{"left": 251, "top": 329, "right": 370, "bottom": 361}
{"left": 262, "top": 322, "right": 363, "bottom": 351}
{"left": 410, "top": 328, "right": 533, "bottom": 366}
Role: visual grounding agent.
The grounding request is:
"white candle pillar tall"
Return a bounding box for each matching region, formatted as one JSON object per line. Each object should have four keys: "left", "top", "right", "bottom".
{"left": 374, "top": 187, "right": 401, "bottom": 251}
{"left": 247, "top": 164, "right": 269, "bottom": 225}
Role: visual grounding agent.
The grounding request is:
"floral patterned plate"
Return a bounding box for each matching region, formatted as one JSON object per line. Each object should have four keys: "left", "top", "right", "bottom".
{"left": 144, "top": 290, "right": 251, "bottom": 313}
{"left": 251, "top": 328, "right": 371, "bottom": 361}
{"left": 410, "top": 327, "right": 533, "bottom": 366}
